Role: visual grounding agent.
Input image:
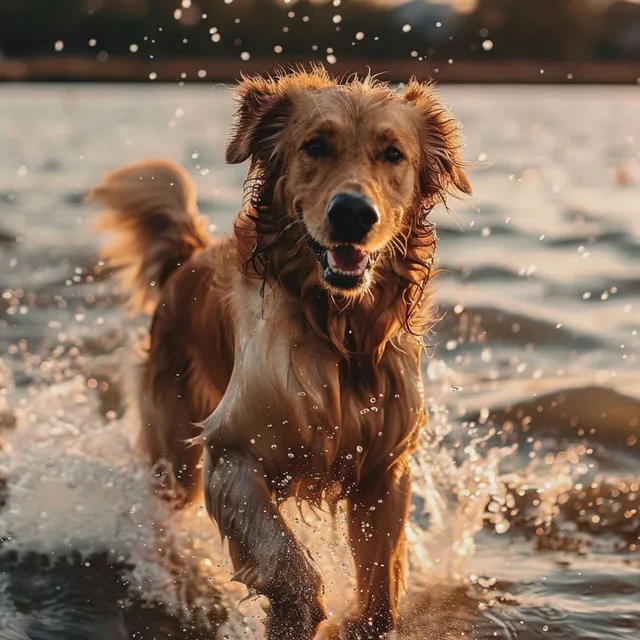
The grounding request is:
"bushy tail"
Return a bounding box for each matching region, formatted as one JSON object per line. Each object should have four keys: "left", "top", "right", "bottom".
{"left": 89, "top": 159, "right": 212, "bottom": 314}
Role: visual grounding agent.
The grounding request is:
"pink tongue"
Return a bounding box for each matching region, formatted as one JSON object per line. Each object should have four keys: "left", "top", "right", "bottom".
{"left": 331, "top": 246, "right": 365, "bottom": 270}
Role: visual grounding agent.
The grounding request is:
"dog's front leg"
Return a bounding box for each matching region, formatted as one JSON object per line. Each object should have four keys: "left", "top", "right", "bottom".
{"left": 344, "top": 459, "right": 411, "bottom": 639}
{"left": 203, "top": 449, "right": 327, "bottom": 639}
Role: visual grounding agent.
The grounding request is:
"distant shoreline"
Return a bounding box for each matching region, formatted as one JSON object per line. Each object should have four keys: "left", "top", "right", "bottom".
{"left": 1, "top": 56, "right": 639, "bottom": 84}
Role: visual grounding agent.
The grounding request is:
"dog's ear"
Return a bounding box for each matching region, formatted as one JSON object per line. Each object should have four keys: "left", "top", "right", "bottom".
{"left": 402, "top": 79, "right": 471, "bottom": 202}
{"left": 226, "top": 75, "right": 292, "bottom": 165}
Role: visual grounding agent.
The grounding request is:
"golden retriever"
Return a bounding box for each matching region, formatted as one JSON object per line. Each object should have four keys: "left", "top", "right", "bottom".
{"left": 90, "top": 66, "right": 470, "bottom": 640}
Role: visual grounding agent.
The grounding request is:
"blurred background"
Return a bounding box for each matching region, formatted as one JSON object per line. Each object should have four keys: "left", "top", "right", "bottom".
{"left": 0, "top": 2, "right": 639, "bottom": 640}
{"left": 1, "top": 0, "right": 640, "bottom": 82}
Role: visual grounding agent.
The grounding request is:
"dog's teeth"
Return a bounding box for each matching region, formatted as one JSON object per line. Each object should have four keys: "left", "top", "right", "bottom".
{"left": 357, "top": 254, "right": 369, "bottom": 271}
{"left": 327, "top": 249, "right": 370, "bottom": 278}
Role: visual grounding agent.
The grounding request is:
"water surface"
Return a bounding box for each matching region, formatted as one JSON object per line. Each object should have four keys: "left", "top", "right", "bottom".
{"left": 0, "top": 84, "right": 639, "bottom": 639}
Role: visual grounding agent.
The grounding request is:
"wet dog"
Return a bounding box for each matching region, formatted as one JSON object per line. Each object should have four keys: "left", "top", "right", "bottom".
{"left": 90, "top": 66, "right": 470, "bottom": 639}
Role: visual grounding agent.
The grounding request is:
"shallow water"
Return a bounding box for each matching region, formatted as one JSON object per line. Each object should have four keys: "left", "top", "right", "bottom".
{"left": 0, "top": 84, "right": 639, "bottom": 639}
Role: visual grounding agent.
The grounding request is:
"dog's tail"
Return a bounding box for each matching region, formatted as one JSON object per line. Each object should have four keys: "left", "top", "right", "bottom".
{"left": 89, "top": 159, "right": 212, "bottom": 314}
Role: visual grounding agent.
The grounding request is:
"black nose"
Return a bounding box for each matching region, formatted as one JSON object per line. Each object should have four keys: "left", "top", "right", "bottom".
{"left": 326, "top": 193, "right": 380, "bottom": 243}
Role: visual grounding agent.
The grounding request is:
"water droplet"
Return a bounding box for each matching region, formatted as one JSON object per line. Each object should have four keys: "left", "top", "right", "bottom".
{"left": 495, "top": 520, "right": 510, "bottom": 534}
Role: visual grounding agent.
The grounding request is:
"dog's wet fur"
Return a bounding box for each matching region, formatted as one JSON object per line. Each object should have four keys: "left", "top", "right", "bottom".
{"left": 90, "top": 66, "right": 470, "bottom": 639}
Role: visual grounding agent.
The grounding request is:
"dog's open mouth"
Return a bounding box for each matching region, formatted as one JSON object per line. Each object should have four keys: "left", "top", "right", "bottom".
{"left": 308, "top": 239, "right": 373, "bottom": 291}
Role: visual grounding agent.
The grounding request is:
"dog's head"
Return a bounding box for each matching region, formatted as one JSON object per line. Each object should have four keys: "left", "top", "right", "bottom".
{"left": 227, "top": 67, "right": 470, "bottom": 297}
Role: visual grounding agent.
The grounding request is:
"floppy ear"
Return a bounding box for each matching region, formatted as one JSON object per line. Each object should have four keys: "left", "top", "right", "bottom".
{"left": 402, "top": 79, "right": 471, "bottom": 202}
{"left": 225, "top": 75, "right": 292, "bottom": 165}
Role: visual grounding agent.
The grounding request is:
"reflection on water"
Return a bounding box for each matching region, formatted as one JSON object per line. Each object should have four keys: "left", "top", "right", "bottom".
{"left": 0, "top": 85, "right": 639, "bottom": 639}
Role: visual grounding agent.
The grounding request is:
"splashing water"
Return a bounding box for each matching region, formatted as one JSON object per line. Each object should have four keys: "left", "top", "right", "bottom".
{"left": 0, "top": 352, "right": 522, "bottom": 638}
{"left": 1, "top": 345, "right": 637, "bottom": 639}
{"left": 1, "top": 85, "right": 639, "bottom": 639}
{"left": 409, "top": 358, "right": 518, "bottom": 583}
{"left": 0, "top": 373, "right": 230, "bottom": 637}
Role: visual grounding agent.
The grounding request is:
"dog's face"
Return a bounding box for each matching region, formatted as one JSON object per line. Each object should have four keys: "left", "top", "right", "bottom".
{"left": 227, "top": 69, "right": 471, "bottom": 296}
{"left": 281, "top": 90, "right": 424, "bottom": 294}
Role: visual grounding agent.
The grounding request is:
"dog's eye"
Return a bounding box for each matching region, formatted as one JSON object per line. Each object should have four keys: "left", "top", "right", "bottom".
{"left": 384, "top": 146, "right": 404, "bottom": 164}
{"left": 304, "top": 138, "right": 329, "bottom": 158}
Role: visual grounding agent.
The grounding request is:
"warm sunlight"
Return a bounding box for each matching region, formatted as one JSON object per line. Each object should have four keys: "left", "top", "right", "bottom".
{"left": 0, "top": 1, "right": 638, "bottom": 639}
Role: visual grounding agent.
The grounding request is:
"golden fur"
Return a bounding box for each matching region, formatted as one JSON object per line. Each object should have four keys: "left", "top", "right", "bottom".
{"left": 90, "top": 67, "right": 470, "bottom": 640}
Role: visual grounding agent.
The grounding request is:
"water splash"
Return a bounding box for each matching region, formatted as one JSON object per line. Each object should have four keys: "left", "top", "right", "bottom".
{"left": 0, "top": 357, "right": 521, "bottom": 634}
{"left": 1, "top": 352, "right": 638, "bottom": 638}
{"left": 409, "top": 358, "right": 518, "bottom": 582}
{"left": 0, "top": 375, "right": 229, "bottom": 634}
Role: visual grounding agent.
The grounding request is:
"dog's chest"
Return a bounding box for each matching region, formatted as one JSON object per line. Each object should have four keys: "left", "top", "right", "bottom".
{"left": 208, "top": 286, "right": 425, "bottom": 485}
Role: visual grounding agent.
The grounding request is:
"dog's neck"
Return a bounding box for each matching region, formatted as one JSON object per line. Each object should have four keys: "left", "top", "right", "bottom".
{"left": 234, "top": 203, "right": 437, "bottom": 370}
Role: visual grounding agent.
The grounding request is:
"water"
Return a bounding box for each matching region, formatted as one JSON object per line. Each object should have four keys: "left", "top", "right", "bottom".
{"left": 0, "top": 84, "right": 639, "bottom": 639}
